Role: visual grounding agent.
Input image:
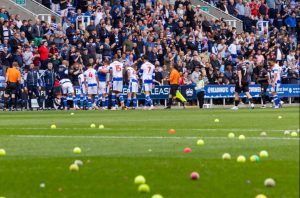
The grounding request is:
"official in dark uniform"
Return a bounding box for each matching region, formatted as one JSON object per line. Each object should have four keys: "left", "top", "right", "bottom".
{"left": 24, "top": 63, "right": 42, "bottom": 110}
{"left": 43, "top": 62, "right": 57, "bottom": 109}
{"left": 232, "top": 55, "right": 255, "bottom": 110}
{"left": 254, "top": 64, "right": 270, "bottom": 108}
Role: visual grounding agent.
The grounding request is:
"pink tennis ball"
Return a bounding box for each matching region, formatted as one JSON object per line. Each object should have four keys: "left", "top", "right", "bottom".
{"left": 190, "top": 172, "right": 200, "bottom": 180}
{"left": 184, "top": 147, "right": 192, "bottom": 153}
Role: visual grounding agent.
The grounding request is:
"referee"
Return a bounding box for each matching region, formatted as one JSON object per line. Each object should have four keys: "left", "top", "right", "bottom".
{"left": 165, "top": 63, "right": 180, "bottom": 109}
{"left": 4, "top": 62, "right": 21, "bottom": 111}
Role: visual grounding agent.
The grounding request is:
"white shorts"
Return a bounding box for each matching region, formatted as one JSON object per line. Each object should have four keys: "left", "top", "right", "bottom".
{"left": 128, "top": 81, "right": 138, "bottom": 93}
{"left": 60, "top": 80, "right": 74, "bottom": 95}
{"left": 143, "top": 83, "right": 152, "bottom": 92}
{"left": 99, "top": 81, "right": 107, "bottom": 94}
{"left": 87, "top": 85, "right": 98, "bottom": 95}
{"left": 271, "top": 83, "right": 280, "bottom": 93}
{"left": 113, "top": 81, "right": 123, "bottom": 92}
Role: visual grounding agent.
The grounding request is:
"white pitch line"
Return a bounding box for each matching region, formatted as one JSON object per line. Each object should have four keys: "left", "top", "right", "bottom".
{"left": 1, "top": 135, "right": 299, "bottom": 140}
{"left": 0, "top": 127, "right": 296, "bottom": 132}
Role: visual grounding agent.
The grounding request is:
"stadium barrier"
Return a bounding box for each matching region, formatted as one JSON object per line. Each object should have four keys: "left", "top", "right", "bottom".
{"left": 257, "top": 21, "right": 269, "bottom": 36}
{"left": 76, "top": 16, "right": 91, "bottom": 30}
{"left": 0, "top": 84, "right": 299, "bottom": 108}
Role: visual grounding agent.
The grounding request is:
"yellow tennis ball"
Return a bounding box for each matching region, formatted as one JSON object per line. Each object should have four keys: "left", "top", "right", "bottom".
{"left": 69, "top": 164, "right": 79, "bottom": 171}
{"left": 197, "top": 139, "right": 205, "bottom": 146}
{"left": 237, "top": 155, "right": 246, "bottom": 163}
{"left": 138, "top": 184, "right": 150, "bottom": 193}
{"left": 0, "top": 149, "right": 6, "bottom": 156}
{"left": 73, "top": 147, "right": 81, "bottom": 154}
{"left": 134, "top": 175, "right": 146, "bottom": 184}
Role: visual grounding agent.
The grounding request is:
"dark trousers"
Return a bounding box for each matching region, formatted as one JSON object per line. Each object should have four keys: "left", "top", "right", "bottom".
{"left": 27, "top": 85, "right": 41, "bottom": 108}
{"left": 40, "top": 59, "right": 49, "bottom": 70}
{"left": 45, "top": 86, "right": 54, "bottom": 108}
{"left": 197, "top": 91, "right": 205, "bottom": 108}
{"left": 260, "top": 83, "right": 269, "bottom": 105}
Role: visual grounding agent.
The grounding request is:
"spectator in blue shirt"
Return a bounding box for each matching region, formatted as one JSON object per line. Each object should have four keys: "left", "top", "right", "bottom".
{"left": 284, "top": 12, "right": 297, "bottom": 35}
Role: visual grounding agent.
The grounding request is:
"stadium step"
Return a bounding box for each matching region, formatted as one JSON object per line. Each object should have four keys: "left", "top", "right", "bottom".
{"left": 0, "top": 0, "right": 62, "bottom": 23}
{"left": 191, "top": 0, "right": 243, "bottom": 33}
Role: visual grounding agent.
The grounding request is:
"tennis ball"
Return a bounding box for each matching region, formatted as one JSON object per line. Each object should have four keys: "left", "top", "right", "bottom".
{"left": 250, "top": 155, "right": 260, "bottom": 162}
{"left": 73, "top": 147, "right": 81, "bottom": 154}
{"left": 237, "top": 155, "right": 246, "bottom": 163}
{"left": 260, "top": 132, "right": 267, "bottom": 136}
{"left": 222, "top": 153, "right": 231, "bottom": 160}
{"left": 69, "top": 164, "right": 79, "bottom": 171}
{"left": 99, "top": 124, "right": 104, "bottom": 129}
{"left": 197, "top": 139, "right": 204, "bottom": 146}
{"left": 238, "top": 135, "right": 246, "bottom": 140}
{"left": 90, "top": 123, "right": 96, "bottom": 128}
{"left": 214, "top": 118, "right": 220, "bottom": 123}
{"left": 152, "top": 194, "right": 164, "bottom": 198}
{"left": 291, "top": 131, "right": 298, "bottom": 137}
{"left": 169, "top": 128, "right": 176, "bottom": 134}
{"left": 40, "top": 183, "right": 46, "bottom": 188}
{"left": 134, "top": 175, "right": 146, "bottom": 184}
{"left": 255, "top": 194, "right": 267, "bottom": 198}
{"left": 264, "top": 178, "right": 276, "bottom": 187}
{"left": 0, "top": 149, "right": 6, "bottom": 156}
{"left": 50, "top": 124, "right": 56, "bottom": 129}
{"left": 228, "top": 133, "right": 235, "bottom": 138}
{"left": 70, "top": 112, "right": 74, "bottom": 115}
{"left": 259, "top": 150, "right": 269, "bottom": 158}
{"left": 278, "top": 115, "right": 282, "bottom": 119}
{"left": 138, "top": 184, "right": 150, "bottom": 193}
{"left": 184, "top": 147, "right": 192, "bottom": 153}
{"left": 74, "top": 160, "right": 83, "bottom": 166}
{"left": 190, "top": 172, "right": 200, "bottom": 180}
{"left": 284, "top": 130, "right": 290, "bottom": 135}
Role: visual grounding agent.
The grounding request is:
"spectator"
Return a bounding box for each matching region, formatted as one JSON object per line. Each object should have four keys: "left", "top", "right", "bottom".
{"left": 39, "top": 41, "right": 49, "bottom": 70}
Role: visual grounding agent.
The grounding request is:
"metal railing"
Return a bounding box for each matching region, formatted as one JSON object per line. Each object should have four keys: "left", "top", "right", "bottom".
{"left": 37, "top": 14, "right": 51, "bottom": 24}
{"left": 225, "top": 20, "right": 237, "bottom": 29}
{"left": 257, "top": 21, "right": 269, "bottom": 36}
{"left": 76, "top": 16, "right": 91, "bottom": 30}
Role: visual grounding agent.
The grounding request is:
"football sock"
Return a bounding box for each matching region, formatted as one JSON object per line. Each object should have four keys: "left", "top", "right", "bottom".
{"left": 132, "top": 97, "right": 137, "bottom": 108}
{"left": 63, "top": 97, "right": 67, "bottom": 108}
{"left": 112, "top": 94, "right": 116, "bottom": 107}
{"left": 94, "top": 95, "right": 99, "bottom": 106}
{"left": 80, "top": 96, "right": 84, "bottom": 108}
{"left": 126, "top": 97, "right": 131, "bottom": 107}
{"left": 234, "top": 100, "right": 239, "bottom": 106}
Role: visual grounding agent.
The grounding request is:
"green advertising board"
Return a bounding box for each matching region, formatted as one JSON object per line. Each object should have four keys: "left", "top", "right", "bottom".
{"left": 200, "top": 6, "right": 209, "bottom": 12}
{"left": 16, "top": 0, "right": 26, "bottom": 6}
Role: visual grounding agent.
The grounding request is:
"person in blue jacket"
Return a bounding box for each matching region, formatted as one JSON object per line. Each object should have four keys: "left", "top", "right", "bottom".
{"left": 284, "top": 12, "right": 297, "bottom": 35}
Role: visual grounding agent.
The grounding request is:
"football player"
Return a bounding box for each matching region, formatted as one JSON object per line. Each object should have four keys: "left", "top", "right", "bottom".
{"left": 139, "top": 55, "right": 155, "bottom": 110}
{"left": 269, "top": 59, "right": 282, "bottom": 109}
{"left": 84, "top": 63, "right": 100, "bottom": 110}
{"left": 126, "top": 64, "right": 138, "bottom": 109}
{"left": 109, "top": 56, "right": 125, "bottom": 110}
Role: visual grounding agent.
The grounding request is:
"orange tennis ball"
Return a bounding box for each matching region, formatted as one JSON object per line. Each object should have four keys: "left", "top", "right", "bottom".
{"left": 169, "top": 129, "right": 176, "bottom": 134}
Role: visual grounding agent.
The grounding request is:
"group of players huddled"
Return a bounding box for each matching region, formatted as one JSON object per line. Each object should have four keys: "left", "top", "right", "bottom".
{"left": 232, "top": 55, "right": 283, "bottom": 110}
{"left": 3, "top": 54, "right": 283, "bottom": 111}
{"left": 3, "top": 55, "right": 155, "bottom": 111}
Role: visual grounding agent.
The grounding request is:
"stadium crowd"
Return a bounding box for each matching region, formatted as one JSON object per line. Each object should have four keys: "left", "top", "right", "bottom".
{"left": 0, "top": 0, "right": 299, "bottom": 110}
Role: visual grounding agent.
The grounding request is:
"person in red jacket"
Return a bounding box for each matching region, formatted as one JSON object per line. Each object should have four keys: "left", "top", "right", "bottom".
{"left": 39, "top": 40, "right": 49, "bottom": 70}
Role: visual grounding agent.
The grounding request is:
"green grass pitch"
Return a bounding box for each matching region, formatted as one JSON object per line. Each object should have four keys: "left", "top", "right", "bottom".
{"left": 0, "top": 107, "right": 299, "bottom": 198}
